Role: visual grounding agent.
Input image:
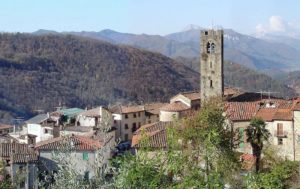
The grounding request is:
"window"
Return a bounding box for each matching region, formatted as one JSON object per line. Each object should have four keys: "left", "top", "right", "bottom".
{"left": 206, "top": 42, "right": 211, "bottom": 53}
{"left": 133, "top": 113, "right": 136, "bottom": 118}
{"left": 132, "top": 123, "right": 137, "bottom": 133}
{"left": 83, "top": 152, "right": 89, "bottom": 160}
{"left": 210, "top": 80, "right": 213, "bottom": 88}
{"left": 44, "top": 129, "right": 48, "bottom": 134}
{"left": 239, "top": 128, "right": 245, "bottom": 149}
{"left": 84, "top": 171, "right": 89, "bottom": 181}
{"left": 210, "top": 43, "right": 215, "bottom": 53}
{"left": 278, "top": 138, "right": 283, "bottom": 145}
{"left": 277, "top": 123, "right": 283, "bottom": 136}
{"left": 138, "top": 112, "right": 141, "bottom": 117}
{"left": 206, "top": 42, "right": 215, "bottom": 54}
{"left": 114, "top": 120, "right": 117, "bottom": 124}
{"left": 125, "top": 114, "right": 128, "bottom": 119}
{"left": 125, "top": 124, "right": 128, "bottom": 129}
{"left": 204, "top": 31, "right": 208, "bottom": 35}
{"left": 124, "top": 134, "right": 129, "bottom": 141}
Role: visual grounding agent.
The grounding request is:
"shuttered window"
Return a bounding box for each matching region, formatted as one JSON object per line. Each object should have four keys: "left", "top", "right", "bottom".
{"left": 83, "top": 152, "right": 89, "bottom": 160}
{"left": 239, "top": 128, "right": 245, "bottom": 149}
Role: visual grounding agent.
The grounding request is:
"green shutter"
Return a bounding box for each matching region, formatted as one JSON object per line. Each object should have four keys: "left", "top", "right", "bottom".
{"left": 239, "top": 128, "right": 244, "bottom": 149}
{"left": 83, "top": 152, "right": 89, "bottom": 160}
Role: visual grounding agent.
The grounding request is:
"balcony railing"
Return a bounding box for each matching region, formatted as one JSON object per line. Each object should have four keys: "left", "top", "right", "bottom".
{"left": 274, "top": 131, "right": 288, "bottom": 137}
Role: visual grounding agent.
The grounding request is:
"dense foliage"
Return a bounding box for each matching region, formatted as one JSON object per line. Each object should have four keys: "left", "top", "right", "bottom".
{"left": 0, "top": 33, "right": 199, "bottom": 121}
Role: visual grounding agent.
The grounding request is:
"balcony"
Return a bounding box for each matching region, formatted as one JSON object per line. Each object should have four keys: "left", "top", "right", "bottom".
{"left": 274, "top": 131, "right": 288, "bottom": 138}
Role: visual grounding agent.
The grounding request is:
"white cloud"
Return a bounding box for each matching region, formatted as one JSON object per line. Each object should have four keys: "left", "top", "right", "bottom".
{"left": 269, "top": 16, "right": 286, "bottom": 32}
{"left": 255, "top": 16, "right": 300, "bottom": 37}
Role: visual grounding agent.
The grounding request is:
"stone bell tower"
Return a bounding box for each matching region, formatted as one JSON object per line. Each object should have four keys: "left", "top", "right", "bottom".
{"left": 200, "top": 29, "right": 224, "bottom": 102}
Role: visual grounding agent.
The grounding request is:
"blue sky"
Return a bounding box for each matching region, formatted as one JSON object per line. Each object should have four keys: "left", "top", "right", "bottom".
{"left": 1, "top": 0, "right": 300, "bottom": 35}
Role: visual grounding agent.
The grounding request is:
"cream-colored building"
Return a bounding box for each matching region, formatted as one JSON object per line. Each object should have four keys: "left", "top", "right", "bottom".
{"left": 110, "top": 103, "right": 166, "bottom": 142}
{"left": 227, "top": 99, "right": 299, "bottom": 161}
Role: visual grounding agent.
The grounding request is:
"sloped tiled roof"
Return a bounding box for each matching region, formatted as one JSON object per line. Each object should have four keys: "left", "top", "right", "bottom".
{"left": 132, "top": 122, "right": 171, "bottom": 148}
{"left": 255, "top": 108, "right": 277, "bottom": 122}
{"left": 160, "top": 101, "right": 190, "bottom": 112}
{"left": 79, "top": 107, "right": 101, "bottom": 117}
{"left": 273, "top": 109, "right": 293, "bottom": 121}
{"left": 0, "top": 124, "right": 13, "bottom": 130}
{"left": 110, "top": 105, "right": 144, "bottom": 114}
{"left": 181, "top": 91, "right": 200, "bottom": 101}
{"left": 35, "top": 135, "right": 102, "bottom": 151}
{"left": 0, "top": 143, "right": 38, "bottom": 163}
{"left": 226, "top": 102, "right": 259, "bottom": 121}
{"left": 293, "top": 102, "right": 300, "bottom": 111}
{"left": 144, "top": 103, "right": 169, "bottom": 115}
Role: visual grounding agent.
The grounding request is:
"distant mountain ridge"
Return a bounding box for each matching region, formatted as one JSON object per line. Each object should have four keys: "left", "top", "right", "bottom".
{"left": 31, "top": 27, "right": 300, "bottom": 75}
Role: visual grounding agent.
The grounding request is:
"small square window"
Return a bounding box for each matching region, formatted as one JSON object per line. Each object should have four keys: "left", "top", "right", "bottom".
{"left": 278, "top": 138, "right": 283, "bottom": 145}
{"left": 125, "top": 114, "right": 128, "bottom": 119}
{"left": 205, "top": 31, "right": 208, "bottom": 35}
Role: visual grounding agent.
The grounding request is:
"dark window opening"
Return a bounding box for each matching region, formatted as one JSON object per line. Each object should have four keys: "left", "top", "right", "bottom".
{"left": 125, "top": 114, "right": 128, "bottom": 119}
{"left": 210, "top": 80, "right": 213, "bottom": 88}
{"left": 138, "top": 112, "right": 141, "bottom": 117}
{"left": 133, "top": 113, "right": 136, "bottom": 118}
{"left": 204, "top": 31, "right": 208, "bottom": 35}
{"left": 125, "top": 124, "right": 128, "bottom": 129}
{"left": 206, "top": 42, "right": 211, "bottom": 53}
{"left": 278, "top": 138, "right": 283, "bottom": 145}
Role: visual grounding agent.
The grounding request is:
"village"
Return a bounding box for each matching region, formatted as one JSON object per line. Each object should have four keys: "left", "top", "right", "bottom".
{"left": 1, "top": 29, "right": 300, "bottom": 188}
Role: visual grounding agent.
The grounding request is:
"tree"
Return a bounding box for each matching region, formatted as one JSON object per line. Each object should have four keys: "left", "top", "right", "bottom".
{"left": 113, "top": 98, "right": 240, "bottom": 188}
{"left": 245, "top": 118, "right": 270, "bottom": 173}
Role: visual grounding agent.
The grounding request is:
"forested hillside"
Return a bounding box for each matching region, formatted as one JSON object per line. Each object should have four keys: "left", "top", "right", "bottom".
{"left": 174, "top": 57, "right": 297, "bottom": 99}
{"left": 0, "top": 33, "right": 199, "bottom": 120}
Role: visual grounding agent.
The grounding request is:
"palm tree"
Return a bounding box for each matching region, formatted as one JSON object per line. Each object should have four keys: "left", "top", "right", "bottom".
{"left": 246, "top": 118, "right": 270, "bottom": 172}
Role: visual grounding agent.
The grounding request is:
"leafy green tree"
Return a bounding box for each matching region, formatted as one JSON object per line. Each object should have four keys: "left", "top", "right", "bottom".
{"left": 245, "top": 118, "right": 270, "bottom": 172}
{"left": 113, "top": 98, "right": 240, "bottom": 188}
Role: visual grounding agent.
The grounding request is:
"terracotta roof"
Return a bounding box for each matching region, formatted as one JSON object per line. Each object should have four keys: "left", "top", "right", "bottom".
{"left": 0, "top": 143, "right": 38, "bottom": 163}
{"left": 226, "top": 102, "right": 259, "bottom": 121}
{"left": 132, "top": 122, "right": 171, "bottom": 148}
{"left": 181, "top": 91, "right": 200, "bottom": 101}
{"left": 35, "top": 135, "right": 102, "bottom": 151}
{"left": 110, "top": 105, "right": 144, "bottom": 114}
{"left": 224, "top": 87, "right": 242, "bottom": 96}
{"left": 293, "top": 102, "right": 300, "bottom": 111}
{"left": 0, "top": 124, "right": 13, "bottom": 130}
{"left": 273, "top": 109, "right": 293, "bottom": 121}
{"left": 255, "top": 108, "right": 277, "bottom": 122}
{"left": 160, "top": 101, "right": 190, "bottom": 112}
{"left": 79, "top": 107, "right": 101, "bottom": 117}
{"left": 144, "top": 103, "right": 169, "bottom": 115}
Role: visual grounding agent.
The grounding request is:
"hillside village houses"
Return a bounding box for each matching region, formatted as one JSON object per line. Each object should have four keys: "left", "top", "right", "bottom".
{"left": 3, "top": 28, "right": 300, "bottom": 187}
